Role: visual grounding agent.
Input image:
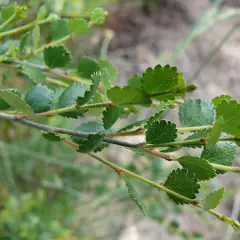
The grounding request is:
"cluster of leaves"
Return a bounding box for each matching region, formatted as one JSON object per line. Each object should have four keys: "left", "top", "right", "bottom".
{"left": 0, "top": 2, "right": 240, "bottom": 238}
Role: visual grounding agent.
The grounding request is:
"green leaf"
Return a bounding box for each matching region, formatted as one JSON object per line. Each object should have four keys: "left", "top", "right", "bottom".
{"left": 67, "top": 18, "right": 89, "bottom": 34}
{"left": 117, "top": 120, "right": 146, "bottom": 133}
{"left": 128, "top": 74, "right": 143, "bottom": 89}
{"left": 146, "top": 120, "right": 177, "bottom": 144}
{"left": 206, "top": 117, "right": 224, "bottom": 149}
{"left": 8, "top": 41, "right": 17, "bottom": 59}
{"left": 202, "top": 188, "right": 225, "bottom": 211}
{"left": 77, "top": 57, "right": 100, "bottom": 79}
{"left": 32, "top": 26, "right": 40, "bottom": 49}
{"left": 142, "top": 65, "right": 178, "bottom": 96}
{"left": 76, "top": 133, "right": 105, "bottom": 153}
{"left": 44, "top": 45, "right": 71, "bottom": 68}
{"left": 90, "top": 8, "right": 108, "bottom": 25}
{"left": 98, "top": 60, "right": 118, "bottom": 91}
{"left": 25, "top": 84, "right": 54, "bottom": 113}
{"left": 212, "top": 95, "right": 232, "bottom": 108}
{"left": 57, "top": 83, "right": 89, "bottom": 118}
{"left": 37, "top": 5, "right": 47, "bottom": 20}
{"left": 41, "top": 132, "right": 62, "bottom": 142}
{"left": 201, "top": 142, "right": 236, "bottom": 174}
{"left": 178, "top": 156, "right": 216, "bottom": 181}
{"left": 22, "top": 63, "right": 46, "bottom": 83}
{"left": 76, "top": 72, "right": 101, "bottom": 105}
{"left": 102, "top": 107, "right": 123, "bottom": 129}
{"left": 183, "top": 129, "right": 210, "bottom": 148}
{"left": 19, "top": 32, "right": 30, "bottom": 54}
{"left": 0, "top": 89, "right": 34, "bottom": 116}
{"left": 164, "top": 168, "right": 200, "bottom": 205}
{"left": 51, "top": 18, "right": 70, "bottom": 40}
{"left": 179, "top": 99, "right": 214, "bottom": 127}
{"left": 124, "top": 175, "right": 145, "bottom": 215}
{"left": 215, "top": 100, "right": 240, "bottom": 137}
{"left": 107, "top": 86, "right": 152, "bottom": 105}
{"left": 0, "top": 89, "right": 20, "bottom": 110}
{"left": 88, "top": 92, "right": 105, "bottom": 116}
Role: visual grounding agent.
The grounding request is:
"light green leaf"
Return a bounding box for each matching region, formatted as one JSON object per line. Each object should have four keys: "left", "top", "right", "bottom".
{"left": 164, "top": 168, "right": 200, "bottom": 205}
{"left": 37, "top": 5, "right": 47, "bottom": 20}
{"left": 179, "top": 99, "right": 214, "bottom": 127}
{"left": 142, "top": 65, "right": 178, "bottom": 96}
{"left": 202, "top": 188, "right": 225, "bottom": 211}
{"left": 76, "top": 72, "right": 101, "bottom": 105}
{"left": 117, "top": 120, "right": 146, "bottom": 133}
{"left": 178, "top": 156, "right": 216, "bottom": 181}
{"left": 44, "top": 45, "right": 71, "bottom": 68}
{"left": 146, "top": 120, "right": 177, "bottom": 144}
{"left": 67, "top": 18, "right": 89, "bottom": 34}
{"left": 76, "top": 132, "right": 105, "bottom": 153}
{"left": 19, "top": 32, "right": 30, "bottom": 54}
{"left": 25, "top": 84, "right": 54, "bottom": 113}
{"left": 124, "top": 175, "right": 145, "bottom": 215}
{"left": 22, "top": 63, "right": 46, "bottom": 83}
{"left": 98, "top": 60, "right": 118, "bottom": 91}
{"left": 51, "top": 18, "right": 70, "bottom": 40}
{"left": 57, "top": 83, "right": 89, "bottom": 118}
{"left": 183, "top": 129, "right": 211, "bottom": 148}
{"left": 215, "top": 100, "right": 240, "bottom": 137}
{"left": 206, "top": 117, "right": 224, "bottom": 149}
{"left": 0, "top": 89, "right": 20, "bottom": 110}
{"left": 77, "top": 57, "right": 100, "bottom": 79}
{"left": 90, "top": 8, "right": 108, "bottom": 25}
{"left": 0, "top": 89, "right": 34, "bottom": 116}
{"left": 212, "top": 95, "right": 232, "bottom": 108}
{"left": 8, "top": 41, "right": 17, "bottom": 59}
{"left": 107, "top": 86, "right": 152, "bottom": 105}
{"left": 102, "top": 107, "right": 123, "bottom": 129}
{"left": 201, "top": 142, "right": 236, "bottom": 174}
{"left": 88, "top": 92, "right": 105, "bottom": 116}
{"left": 41, "top": 132, "right": 62, "bottom": 142}
{"left": 32, "top": 26, "right": 40, "bottom": 49}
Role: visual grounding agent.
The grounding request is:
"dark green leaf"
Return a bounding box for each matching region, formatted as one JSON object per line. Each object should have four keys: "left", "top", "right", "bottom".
{"left": 76, "top": 133, "right": 105, "bottom": 153}
{"left": 76, "top": 72, "right": 101, "bottom": 105}
{"left": 41, "top": 132, "right": 62, "bottom": 142}
{"left": 44, "top": 45, "right": 71, "bottom": 68}
{"left": 90, "top": 8, "right": 108, "bottom": 25}
{"left": 57, "top": 83, "right": 89, "bottom": 118}
{"left": 107, "top": 86, "right": 152, "bottom": 105}
{"left": 0, "top": 88, "right": 20, "bottom": 110}
{"left": 202, "top": 188, "right": 225, "bottom": 211}
{"left": 164, "top": 168, "right": 200, "bottom": 205}
{"left": 179, "top": 99, "right": 214, "bottom": 127}
{"left": 102, "top": 107, "right": 123, "bottom": 129}
{"left": 77, "top": 57, "right": 100, "bottom": 79}
{"left": 22, "top": 63, "right": 46, "bottom": 83}
{"left": 142, "top": 65, "right": 178, "bottom": 95}
{"left": 215, "top": 100, "right": 240, "bottom": 137}
{"left": 201, "top": 142, "right": 236, "bottom": 174}
{"left": 0, "top": 89, "right": 34, "bottom": 115}
{"left": 98, "top": 60, "right": 117, "bottom": 91}
{"left": 124, "top": 175, "right": 145, "bottom": 215}
{"left": 67, "top": 18, "right": 89, "bottom": 34}
{"left": 178, "top": 156, "right": 216, "bottom": 181}
{"left": 128, "top": 74, "right": 143, "bottom": 89}
{"left": 146, "top": 120, "right": 177, "bottom": 144}
{"left": 117, "top": 120, "right": 146, "bottom": 133}
{"left": 206, "top": 117, "right": 224, "bottom": 149}
{"left": 25, "top": 84, "right": 54, "bottom": 113}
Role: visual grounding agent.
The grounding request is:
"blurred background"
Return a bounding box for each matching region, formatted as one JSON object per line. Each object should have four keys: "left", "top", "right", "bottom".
{"left": 0, "top": 0, "right": 240, "bottom": 239}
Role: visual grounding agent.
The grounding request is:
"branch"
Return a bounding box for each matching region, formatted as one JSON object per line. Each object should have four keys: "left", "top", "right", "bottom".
{"left": 64, "top": 138, "right": 240, "bottom": 231}
{"left": 0, "top": 15, "right": 54, "bottom": 39}
{"left": 0, "top": 112, "right": 138, "bottom": 148}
